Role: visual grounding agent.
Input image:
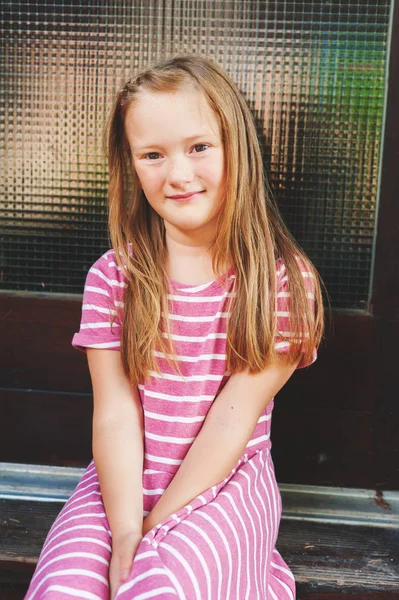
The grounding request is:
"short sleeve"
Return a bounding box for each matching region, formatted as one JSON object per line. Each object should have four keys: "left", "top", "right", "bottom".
{"left": 71, "top": 250, "right": 127, "bottom": 353}
{"left": 274, "top": 256, "right": 317, "bottom": 369}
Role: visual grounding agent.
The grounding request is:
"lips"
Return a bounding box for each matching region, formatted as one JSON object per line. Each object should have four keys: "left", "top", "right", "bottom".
{"left": 167, "top": 191, "right": 204, "bottom": 201}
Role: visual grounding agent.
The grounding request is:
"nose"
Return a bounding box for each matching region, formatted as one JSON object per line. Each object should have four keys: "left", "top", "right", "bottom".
{"left": 166, "top": 156, "right": 194, "bottom": 188}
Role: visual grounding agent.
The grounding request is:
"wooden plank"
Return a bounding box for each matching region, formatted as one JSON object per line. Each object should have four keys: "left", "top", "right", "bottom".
{"left": 0, "top": 292, "right": 90, "bottom": 392}
{"left": 272, "top": 407, "right": 375, "bottom": 488}
{"left": 0, "top": 389, "right": 92, "bottom": 466}
{"left": 0, "top": 387, "right": 377, "bottom": 487}
{"left": 1, "top": 499, "right": 398, "bottom": 598}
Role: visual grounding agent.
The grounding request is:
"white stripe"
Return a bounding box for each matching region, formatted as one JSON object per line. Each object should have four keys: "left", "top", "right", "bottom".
{"left": 154, "top": 350, "right": 226, "bottom": 362}
{"left": 182, "top": 520, "right": 224, "bottom": 600}
{"left": 117, "top": 567, "right": 169, "bottom": 594}
{"left": 80, "top": 322, "right": 120, "bottom": 330}
{"left": 211, "top": 503, "right": 243, "bottom": 599}
{"left": 162, "top": 311, "right": 231, "bottom": 322}
{"left": 47, "top": 513, "right": 107, "bottom": 538}
{"left": 143, "top": 468, "right": 163, "bottom": 475}
{"left": 276, "top": 264, "right": 285, "bottom": 277}
{"left": 45, "top": 585, "right": 102, "bottom": 600}
{"left": 133, "top": 550, "right": 159, "bottom": 561}
{"left": 259, "top": 414, "right": 271, "bottom": 423}
{"left": 108, "top": 260, "right": 125, "bottom": 271}
{"left": 143, "top": 487, "right": 165, "bottom": 496}
{"left": 144, "top": 409, "right": 205, "bottom": 424}
{"left": 28, "top": 569, "right": 107, "bottom": 600}
{"left": 40, "top": 536, "right": 111, "bottom": 563}
{"left": 268, "top": 586, "right": 279, "bottom": 600}
{"left": 264, "top": 453, "right": 280, "bottom": 544}
{"left": 59, "top": 500, "right": 104, "bottom": 519}
{"left": 90, "top": 267, "right": 127, "bottom": 288}
{"left": 257, "top": 452, "right": 273, "bottom": 593}
{"left": 160, "top": 542, "right": 202, "bottom": 600}
{"left": 42, "top": 525, "right": 110, "bottom": 553}
{"left": 84, "top": 285, "right": 110, "bottom": 298}
{"left": 249, "top": 459, "right": 269, "bottom": 595}
{"left": 77, "top": 469, "right": 97, "bottom": 483}
{"left": 71, "top": 478, "right": 99, "bottom": 497}
{"left": 82, "top": 304, "right": 117, "bottom": 316}
{"left": 169, "top": 529, "right": 212, "bottom": 597}
{"left": 229, "top": 480, "right": 258, "bottom": 600}
{"left": 134, "top": 588, "right": 178, "bottom": 599}
{"left": 32, "top": 551, "right": 109, "bottom": 582}
{"left": 147, "top": 371, "right": 225, "bottom": 383}
{"left": 246, "top": 433, "right": 270, "bottom": 447}
{"left": 274, "top": 341, "right": 290, "bottom": 350}
{"left": 66, "top": 490, "right": 102, "bottom": 509}
{"left": 277, "top": 331, "right": 310, "bottom": 339}
{"left": 219, "top": 489, "right": 252, "bottom": 600}
{"left": 77, "top": 341, "right": 120, "bottom": 349}
{"left": 240, "top": 470, "right": 262, "bottom": 594}
{"left": 271, "top": 559, "right": 296, "bottom": 581}
{"left": 173, "top": 276, "right": 234, "bottom": 294}
{"left": 146, "top": 430, "right": 195, "bottom": 444}
{"left": 197, "top": 511, "right": 233, "bottom": 600}
{"left": 139, "top": 387, "right": 214, "bottom": 402}
{"left": 145, "top": 452, "right": 183, "bottom": 466}
{"left": 269, "top": 571, "right": 295, "bottom": 600}
{"left": 167, "top": 292, "right": 235, "bottom": 303}
{"left": 161, "top": 331, "right": 226, "bottom": 342}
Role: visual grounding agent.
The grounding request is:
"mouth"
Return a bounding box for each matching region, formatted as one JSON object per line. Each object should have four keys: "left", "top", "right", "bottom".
{"left": 167, "top": 191, "right": 205, "bottom": 202}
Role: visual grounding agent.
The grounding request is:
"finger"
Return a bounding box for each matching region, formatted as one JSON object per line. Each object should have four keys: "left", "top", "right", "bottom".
{"left": 109, "top": 560, "right": 118, "bottom": 600}
{"left": 120, "top": 564, "right": 131, "bottom": 582}
{"left": 119, "top": 547, "right": 134, "bottom": 582}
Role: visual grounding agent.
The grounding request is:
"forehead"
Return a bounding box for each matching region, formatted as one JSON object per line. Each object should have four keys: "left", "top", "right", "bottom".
{"left": 125, "top": 88, "right": 221, "bottom": 149}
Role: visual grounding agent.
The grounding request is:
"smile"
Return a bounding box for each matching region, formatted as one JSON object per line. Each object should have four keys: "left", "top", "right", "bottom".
{"left": 167, "top": 191, "right": 205, "bottom": 202}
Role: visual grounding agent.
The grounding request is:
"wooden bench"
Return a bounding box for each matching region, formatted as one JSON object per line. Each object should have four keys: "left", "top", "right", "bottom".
{"left": 1, "top": 464, "right": 398, "bottom": 599}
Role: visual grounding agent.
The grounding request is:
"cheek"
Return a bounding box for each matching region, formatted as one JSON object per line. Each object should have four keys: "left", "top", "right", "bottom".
{"left": 134, "top": 166, "right": 162, "bottom": 193}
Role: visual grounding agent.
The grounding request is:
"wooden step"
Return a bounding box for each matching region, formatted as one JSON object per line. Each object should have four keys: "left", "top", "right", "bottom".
{"left": 1, "top": 498, "right": 398, "bottom": 598}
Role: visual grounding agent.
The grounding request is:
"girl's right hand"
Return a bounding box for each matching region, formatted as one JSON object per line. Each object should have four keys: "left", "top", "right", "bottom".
{"left": 109, "top": 530, "right": 143, "bottom": 600}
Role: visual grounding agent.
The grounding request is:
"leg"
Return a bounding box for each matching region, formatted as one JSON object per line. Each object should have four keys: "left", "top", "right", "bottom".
{"left": 25, "top": 460, "right": 111, "bottom": 600}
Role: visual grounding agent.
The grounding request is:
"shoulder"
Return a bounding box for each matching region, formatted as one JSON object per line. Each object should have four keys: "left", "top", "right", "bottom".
{"left": 275, "top": 254, "right": 314, "bottom": 278}
{"left": 275, "top": 254, "right": 316, "bottom": 293}
{"left": 85, "top": 248, "right": 129, "bottom": 291}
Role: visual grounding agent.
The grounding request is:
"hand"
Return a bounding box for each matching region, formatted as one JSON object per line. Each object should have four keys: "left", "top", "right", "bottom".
{"left": 142, "top": 514, "right": 160, "bottom": 536}
{"left": 142, "top": 515, "right": 153, "bottom": 536}
{"left": 109, "top": 530, "right": 143, "bottom": 600}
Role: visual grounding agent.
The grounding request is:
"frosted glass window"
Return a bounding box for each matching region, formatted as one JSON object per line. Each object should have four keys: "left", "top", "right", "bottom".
{"left": 0, "top": 1, "right": 392, "bottom": 308}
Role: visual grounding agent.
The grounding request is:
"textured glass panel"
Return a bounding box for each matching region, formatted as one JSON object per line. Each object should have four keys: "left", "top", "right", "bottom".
{"left": 0, "top": 0, "right": 392, "bottom": 308}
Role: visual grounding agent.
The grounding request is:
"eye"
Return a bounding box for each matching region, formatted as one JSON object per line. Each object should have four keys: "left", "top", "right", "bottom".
{"left": 144, "top": 152, "right": 161, "bottom": 160}
{"left": 192, "top": 144, "right": 209, "bottom": 153}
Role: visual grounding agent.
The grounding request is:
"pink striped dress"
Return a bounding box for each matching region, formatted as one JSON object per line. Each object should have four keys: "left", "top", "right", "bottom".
{"left": 25, "top": 248, "right": 316, "bottom": 600}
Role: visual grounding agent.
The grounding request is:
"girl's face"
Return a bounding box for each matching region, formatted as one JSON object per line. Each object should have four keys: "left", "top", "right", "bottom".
{"left": 125, "top": 88, "right": 226, "bottom": 245}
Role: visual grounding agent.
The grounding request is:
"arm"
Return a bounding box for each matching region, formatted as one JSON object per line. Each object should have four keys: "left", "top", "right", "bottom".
{"left": 142, "top": 358, "right": 299, "bottom": 535}
{"left": 87, "top": 348, "right": 144, "bottom": 537}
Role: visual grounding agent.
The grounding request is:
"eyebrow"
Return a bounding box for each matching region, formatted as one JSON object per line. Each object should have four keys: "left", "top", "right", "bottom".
{"left": 132, "top": 133, "right": 215, "bottom": 153}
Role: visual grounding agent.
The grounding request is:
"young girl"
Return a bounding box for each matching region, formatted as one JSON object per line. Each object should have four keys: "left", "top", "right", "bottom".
{"left": 25, "top": 54, "right": 324, "bottom": 600}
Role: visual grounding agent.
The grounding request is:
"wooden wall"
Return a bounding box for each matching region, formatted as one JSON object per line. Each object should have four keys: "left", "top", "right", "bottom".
{"left": 1, "top": 292, "right": 398, "bottom": 490}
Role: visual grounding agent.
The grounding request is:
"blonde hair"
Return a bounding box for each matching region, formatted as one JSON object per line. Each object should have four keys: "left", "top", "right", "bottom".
{"left": 104, "top": 54, "right": 327, "bottom": 386}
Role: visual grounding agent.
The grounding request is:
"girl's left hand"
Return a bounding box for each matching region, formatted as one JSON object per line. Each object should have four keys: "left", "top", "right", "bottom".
{"left": 109, "top": 530, "right": 143, "bottom": 600}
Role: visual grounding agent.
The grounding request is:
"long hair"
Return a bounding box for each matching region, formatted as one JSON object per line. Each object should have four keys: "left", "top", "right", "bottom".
{"left": 104, "top": 54, "right": 327, "bottom": 386}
